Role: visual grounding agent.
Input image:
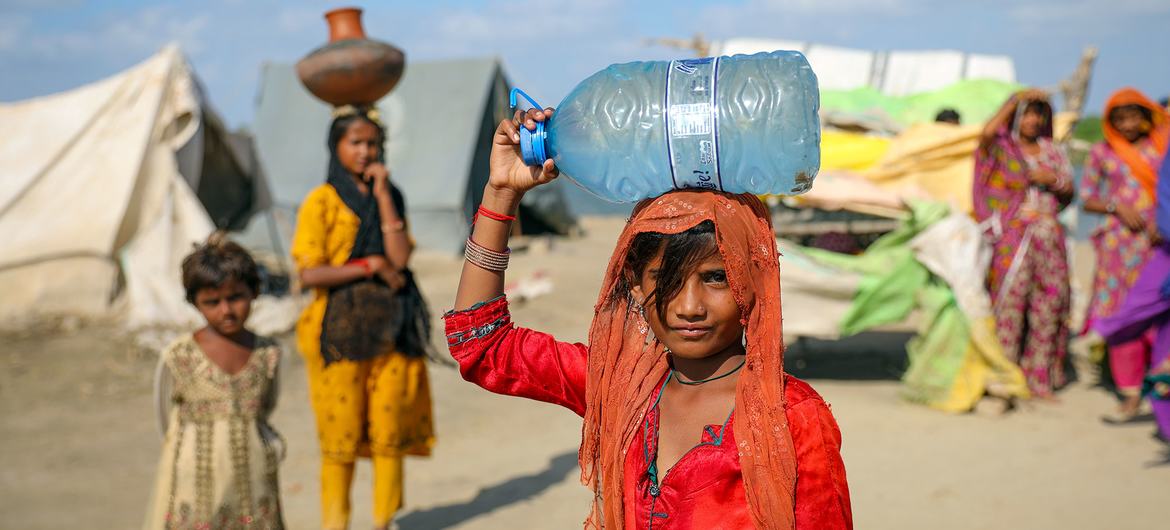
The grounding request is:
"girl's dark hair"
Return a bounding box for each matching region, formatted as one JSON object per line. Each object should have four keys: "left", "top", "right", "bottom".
{"left": 181, "top": 232, "right": 260, "bottom": 303}
{"left": 1108, "top": 103, "right": 1154, "bottom": 126}
{"left": 1016, "top": 99, "right": 1054, "bottom": 139}
{"left": 327, "top": 112, "right": 385, "bottom": 154}
{"left": 1024, "top": 100, "right": 1053, "bottom": 115}
{"left": 1023, "top": 100, "right": 1052, "bottom": 121}
{"left": 327, "top": 112, "right": 386, "bottom": 186}
{"left": 618, "top": 220, "right": 718, "bottom": 319}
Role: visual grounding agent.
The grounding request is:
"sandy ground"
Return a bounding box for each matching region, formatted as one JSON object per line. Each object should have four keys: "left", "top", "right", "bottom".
{"left": 1, "top": 217, "right": 1167, "bottom": 529}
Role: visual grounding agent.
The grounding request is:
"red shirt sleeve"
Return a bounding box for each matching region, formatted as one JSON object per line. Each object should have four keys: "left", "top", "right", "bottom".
{"left": 786, "top": 377, "right": 853, "bottom": 530}
{"left": 443, "top": 296, "right": 589, "bottom": 416}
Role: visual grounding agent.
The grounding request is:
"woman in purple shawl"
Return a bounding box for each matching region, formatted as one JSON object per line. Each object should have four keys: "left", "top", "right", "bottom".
{"left": 1094, "top": 153, "right": 1170, "bottom": 451}
{"left": 973, "top": 89, "right": 1075, "bottom": 398}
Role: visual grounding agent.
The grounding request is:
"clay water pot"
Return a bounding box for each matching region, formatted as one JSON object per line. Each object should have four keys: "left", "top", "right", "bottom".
{"left": 295, "top": 7, "right": 405, "bottom": 106}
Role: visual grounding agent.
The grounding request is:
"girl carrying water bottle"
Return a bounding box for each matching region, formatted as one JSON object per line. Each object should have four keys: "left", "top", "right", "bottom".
{"left": 443, "top": 107, "right": 851, "bottom": 529}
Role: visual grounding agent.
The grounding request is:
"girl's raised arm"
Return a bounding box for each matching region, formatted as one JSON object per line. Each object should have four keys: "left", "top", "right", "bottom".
{"left": 454, "top": 107, "right": 558, "bottom": 309}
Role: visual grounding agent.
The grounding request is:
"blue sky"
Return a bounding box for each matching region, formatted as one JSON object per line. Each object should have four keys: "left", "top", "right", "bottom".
{"left": 2, "top": 0, "right": 1168, "bottom": 128}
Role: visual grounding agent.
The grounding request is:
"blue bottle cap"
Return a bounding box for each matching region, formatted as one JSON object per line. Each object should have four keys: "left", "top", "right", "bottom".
{"left": 518, "top": 122, "right": 547, "bottom": 166}
{"left": 510, "top": 87, "right": 548, "bottom": 167}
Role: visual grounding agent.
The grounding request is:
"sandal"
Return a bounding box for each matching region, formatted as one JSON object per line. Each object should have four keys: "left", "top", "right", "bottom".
{"left": 1101, "top": 410, "right": 1144, "bottom": 425}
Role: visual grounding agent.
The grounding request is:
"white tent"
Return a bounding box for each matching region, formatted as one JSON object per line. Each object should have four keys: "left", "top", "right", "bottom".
{"left": 0, "top": 45, "right": 270, "bottom": 329}
{"left": 713, "top": 39, "right": 1016, "bottom": 96}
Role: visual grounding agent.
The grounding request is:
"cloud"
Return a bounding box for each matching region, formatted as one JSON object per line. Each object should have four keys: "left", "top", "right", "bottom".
{"left": 404, "top": 0, "right": 624, "bottom": 57}
{"left": 0, "top": 0, "right": 82, "bottom": 10}
{"left": 690, "top": 0, "right": 934, "bottom": 41}
{"left": 1010, "top": 0, "right": 1170, "bottom": 22}
{"left": 16, "top": 5, "right": 210, "bottom": 59}
{"left": 741, "top": 0, "right": 923, "bottom": 15}
{"left": 276, "top": 6, "right": 318, "bottom": 34}
{"left": 0, "top": 14, "right": 30, "bottom": 51}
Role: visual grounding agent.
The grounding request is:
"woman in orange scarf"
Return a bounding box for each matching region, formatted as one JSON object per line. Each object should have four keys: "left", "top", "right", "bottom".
{"left": 444, "top": 108, "right": 852, "bottom": 529}
{"left": 1080, "top": 88, "right": 1170, "bottom": 420}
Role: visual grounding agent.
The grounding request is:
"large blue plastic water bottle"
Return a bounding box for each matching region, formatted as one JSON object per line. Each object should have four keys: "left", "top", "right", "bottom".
{"left": 513, "top": 50, "right": 820, "bottom": 203}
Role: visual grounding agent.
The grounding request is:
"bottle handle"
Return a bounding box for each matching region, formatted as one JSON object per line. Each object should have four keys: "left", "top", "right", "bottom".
{"left": 509, "top": 88, "right": 543, "bottom": 110}
{"left": 509, "top": 88, "right": 548, "bottom": 166}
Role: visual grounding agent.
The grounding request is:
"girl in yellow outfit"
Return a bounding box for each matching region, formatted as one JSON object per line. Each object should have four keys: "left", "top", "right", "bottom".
{"left": 292, "top": 107, "right": 435, "bottom": 530}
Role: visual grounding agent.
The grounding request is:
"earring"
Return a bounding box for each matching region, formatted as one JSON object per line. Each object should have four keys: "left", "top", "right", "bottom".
{"left": 629, "top": 292, "right": 649, "bottom": 335}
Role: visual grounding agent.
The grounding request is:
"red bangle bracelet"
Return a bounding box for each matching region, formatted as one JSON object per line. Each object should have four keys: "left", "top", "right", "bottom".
{"left": 474, "top": 205, "right": 516, "bottom": 224}
{"left": 348, "top": 258, "right": 373, "bottom": 277}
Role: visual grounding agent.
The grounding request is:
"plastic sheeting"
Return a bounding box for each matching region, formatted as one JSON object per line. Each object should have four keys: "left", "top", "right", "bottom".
{"left": 776, "top": 239, "right": 864, "bottom": 340}
{"left": 790, "top": 202, "right": 1029, "bottom": 412}
{"left": 791, "top": 172, "right": 909, "bottom": 215}
{"left": 713, "top": 38, "right": 1016, "bottom": 96}
{"left": 862, "top": 122, "right": 985, "bottom": 213}
{"left": 904, "top": 212, "right": 1030, "bottom": 411}
{"left": 879, "top": 50, "right": 966, "bottom": 96}
{"left": 820, "top": 79, "right": 1021, "bottom": 128}
{"left": 820, "top": 130, "right": 892, "bottom": 172}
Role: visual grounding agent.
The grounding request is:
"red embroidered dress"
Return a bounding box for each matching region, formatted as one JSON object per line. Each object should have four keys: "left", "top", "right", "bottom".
{"left": 445, "top": 296, "right": 852, "bottom": 529}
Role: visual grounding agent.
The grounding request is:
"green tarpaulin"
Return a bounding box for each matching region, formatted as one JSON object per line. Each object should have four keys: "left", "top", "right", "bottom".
{"left": 821, "top": 79, "right": 1021, "bottom": 127}
{"left": 795, "top": 201, "right": 1029, "bottom": 411}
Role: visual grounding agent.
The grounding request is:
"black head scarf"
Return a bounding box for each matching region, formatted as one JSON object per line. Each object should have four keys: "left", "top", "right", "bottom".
{"left": 325, "top": 113, "right": 405, "bottom": 259}
{"left": 322, "top": 111, "right": 436, "bottom": 363}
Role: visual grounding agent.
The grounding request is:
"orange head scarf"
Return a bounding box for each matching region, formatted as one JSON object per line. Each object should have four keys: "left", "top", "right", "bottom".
{"left": 1102, "top": 87, "right": 1170, "bottom": 200}
{"left": 579, "top": 190, "right": 797, "bottom": 529}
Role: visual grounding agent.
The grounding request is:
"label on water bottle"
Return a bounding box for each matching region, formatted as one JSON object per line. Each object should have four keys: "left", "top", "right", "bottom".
{"left": 665, "top": 57, "right": 722, "bottom": 191}
{"left": 670, "top": 103, "right": 713, "bottom": 137}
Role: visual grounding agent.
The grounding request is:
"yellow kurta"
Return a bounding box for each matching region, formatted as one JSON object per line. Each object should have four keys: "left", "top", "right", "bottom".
{"left": 291, "top": 184, "right": 434, "bottom": 463}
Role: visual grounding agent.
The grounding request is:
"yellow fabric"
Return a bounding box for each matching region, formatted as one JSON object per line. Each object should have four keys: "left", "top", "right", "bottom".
{"left": 293, "top": 184, "right": 434, "bottom": 525}
{"left": 321, "top": 461, "right": 355, "bottom": 530}
{"left": 372, "top": 455, "right": 404, "bottom": 526}
{"left": 931, "top": 316, "right": 1030, "bottom": 413}
{"left": 862, "top": 123, "right": 983, "bottom": 214}
{"left": 790, "top": 172, "right": 910, "bottom": 216}
{"left": 820, "top": 130, "right": 892, "bottom": 171}
{"left": 319, "top": 457, "right": 403, "bottom": 529}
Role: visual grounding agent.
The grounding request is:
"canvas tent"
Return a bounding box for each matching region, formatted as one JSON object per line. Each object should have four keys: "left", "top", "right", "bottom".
{"left": 712, "top": 38, "right": 1016, "bottom": 96}
{"left": 250, "top": 57, "right": 576, "bottom": 255}
{"left": 0, "top": 45, "right": 271, "bottom": 328}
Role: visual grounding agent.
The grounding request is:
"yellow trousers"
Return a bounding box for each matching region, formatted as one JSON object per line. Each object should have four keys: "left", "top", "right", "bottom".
{"left": 321, "top": 456, "right": 403, "bottom": 529}
{"left": 304, "top": 351, "right": 431, "bottom": 528}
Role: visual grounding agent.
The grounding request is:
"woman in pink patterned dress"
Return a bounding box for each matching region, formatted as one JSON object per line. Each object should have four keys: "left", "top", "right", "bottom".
{"left": 973, "top": 89, "right": 1075, "bottom": 398}
{"left": 1080, "top": 88, "right": 1170, "bottom": 419}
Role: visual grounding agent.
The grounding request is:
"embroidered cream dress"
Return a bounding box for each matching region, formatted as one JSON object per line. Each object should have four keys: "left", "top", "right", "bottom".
{"left": 143, "top": 333, "right": 285, "bottom": 529}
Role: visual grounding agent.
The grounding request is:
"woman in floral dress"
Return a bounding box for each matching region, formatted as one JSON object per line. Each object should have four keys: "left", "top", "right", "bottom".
{"left": 973, "top": 89, "right": 1075, "bottom": 397}
{"left": 1081, "top": 88, "right": 1170, "bottom": 418}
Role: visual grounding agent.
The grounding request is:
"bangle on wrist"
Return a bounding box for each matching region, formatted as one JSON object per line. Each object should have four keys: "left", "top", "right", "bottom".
{"left": 350, "top": 258, "right": 374, "bottom": 278}
{"left": 1106, "top": 201, "right": 1117, "bottom": 215}
{"left": 381, "top": 219, "right": 406, "bottom": 233}
{"left": 465, "top": 237, "right": 510, "bottom": 272}
{"left": 473, "top": 205, "right": 517, "bottom": 225}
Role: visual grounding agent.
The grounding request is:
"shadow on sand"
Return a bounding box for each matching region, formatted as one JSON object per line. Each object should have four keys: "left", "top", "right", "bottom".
{"left": 397, "top": 450, "right": 579, "bottom": 529}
